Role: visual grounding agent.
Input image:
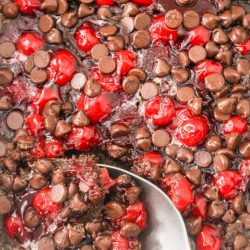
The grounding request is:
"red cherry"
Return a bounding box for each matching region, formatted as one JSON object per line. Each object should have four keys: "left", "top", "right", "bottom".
{"left": 161, "top": 173, "right": 194, "bottom": 212}
{"left": 77, "top": 93, "right": 113, "bottom": 123}
{"left": 75, "top": 25, "right": 100, "bottom": 52}
{"left": 235, "top": 37, "right": 250, "bottom": 55}
{"left": 90, "top": 68, "right": 121, "bottom": 93}
{"left": 195, "top": 59, "right": 223, "bottom": 82}
{"left": 149, "top": 16, "right": 178, "bottom": 44}
{"left": 17, "top": 32, "right": 44, "bottom": 55}
{"left": 239, "top": 159, "right": 250, "bottom": 178}
{"left": 176, "top": 116, "right": 208, "bottom": 147}
{"left": 223, "top": 116, "right": 247, "bottom": 135}
{"left": 26, "top": 114, "right": 44, "bottom": 136}
{"left": 95, "top": 0, "right": 114, "bottom": 5}
{"left": 145, "top": 96, "right": 175, "bottom": 126}
{"left": 45, "top": 138, "right": 64, "bottom": 158}
{"left": 65, "top": 126, "right": 100, "bottom": 151}
{"left": 47, "top": 50, "right": 76, "bottom": 86}
{"left": 197, "top": 225, "right": 221, "bottom": 250}
{"left": 112, "top": 231, "right": 130, "bottom": 250}
{"left": 99, "top": 168, "right": 116, "bottom": 189}
{"left": 4, "top": 213, "right": 27, "bottom": 242}
{"left": 142, "top": 152, "right": 164, "bottom": 166}
{"left": 213, "top": 170, "right": 244, "bottom": 200}
{"left": 33, "top": 187, "right": 61, "bottom": 218}
{"left": 15, "top": 0, "right": 41, "bottom": 14}
{"left": 191, "top": 194, "right": 207, "bottom": 220}
{"left": 115, "top": 50, "right": 137, "bottom": 76}
{"left": 132, "top": 0, "right": 153, "bottom": 5}
{"left": 187, "top": 25, "right": 211, "bottom": 46}
{"left": 30, "top": 136, "right": 45, "bottom": 159}
{"left": 122, "top": 200, "right": 147, "bottom": 230}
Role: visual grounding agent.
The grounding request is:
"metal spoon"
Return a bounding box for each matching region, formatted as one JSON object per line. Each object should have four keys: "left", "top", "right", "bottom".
{"left": 98, "top": 164, "right": 191, "bottom": 250}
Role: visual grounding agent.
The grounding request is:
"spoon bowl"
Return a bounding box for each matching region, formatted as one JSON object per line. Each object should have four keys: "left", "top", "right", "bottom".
{"left": 98, "top": 164, "right": 191, "bottom": 250}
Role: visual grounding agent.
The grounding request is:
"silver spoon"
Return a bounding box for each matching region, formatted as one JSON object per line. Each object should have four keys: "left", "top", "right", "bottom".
{"left": 98, "top": 164, "right": 191, "bottom": 250}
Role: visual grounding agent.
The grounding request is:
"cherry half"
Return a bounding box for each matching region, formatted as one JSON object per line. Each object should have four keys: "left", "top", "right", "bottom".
{"left": 132, "top": 0, "right": 153, "bottom": 5}
{"left": 115, "top": 50, "right": 137, "bottom": 76}
{"left": 15, "top": 0, "right": 41, "bottom": 14}
{"left": 223, "top": 116, "right": 247, "bottom": 135}
{"left": 25, "top": 114, "right": 44, "bottom": 136}
{"left": 187, "top": 25, "right": 211, "bottom": 46}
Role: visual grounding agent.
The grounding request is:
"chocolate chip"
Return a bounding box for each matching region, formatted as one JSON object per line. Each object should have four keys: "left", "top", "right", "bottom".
{"left": 201, "top": 12, "right": 220, "bottom": 30}
{"left": 185, "top": 216, "right": 202, "bottom": 235}
{"left": 17, "top": 135, "right": 35, "bottom": 150}
{"left": 54, "top": 120, "right": 71, "bottom": 137}
{"left": 183, "top": 10, "right": 200, "bottom": 29}
{"left": 177, "top": 147, "right": 194, "bottom": 163}
{"left": 212, "top": 28, "right": 229, "bottom": 44}
{"left": 122, "top": 75, "right": 140, "bottom": 94}
{"left": 225, "top": 133, "right": 241, "bottom": 151}
{"left": 140, "top": 82, "right": 159, "bottom": 100}
{"left": 129, "top": 68, "right": 146, "bottom": 82}
{"left": 3, "top": 158, "right": 16, "bottom": 173}
{"left": 132, "top": 30, "right": 151, "bottom": 49}
{"left": 84, "top": 79, "right": 102, "bottom": 97}
{"left": 61, "top": 102, "right": 74, "bottom": 115}
{"left": 243, "top": 13, "right": 250, "bottom": 29}
{"left": 194, "top": 150, "right": 212, "bottom": 167}
{"left": 98, "top": 56, "right": 116, "bottom": 74}
{"left": 217, "top": 0, "right": 231, "bottom": 11}
{"left": 178, "top": 51, "right": 190, "bottom": 67}
{"left": 30, "top": 68, "right": 48, "bottom": 85}
{"left": 223, "top": 66, "right": 240, "bottom": 83}
{"left": 54, "top": 228, "right": 70, "bottom": 249}
{"left": 229, "top": 27, "right": 248, "bottom": 45}
{"left": 213, "top": 107, "right": 230, "bottom": 122}
{"left": 24, "top": 207, "right": 40, "bottom": 229}
{"left": 72, "top": 110, "right": 90, "bottom": 127}
{"left": 204, "top": 186, "right": 219, "bottom": 201}
{"left": 207, "top": 201, "right": 225, "bottom": 219}
{"left": 120, "top": 223, "right": 141, "bottom": 238}
{"left": 106, "top": 201, "right": 125, "bottom": 219}
{"left": 153, "top": 58, "right": 170, "bottom": 77}
{"left": 188, "top": 45, "right": 207, "bottom": 64}
{"left": 24, "top": 56, "right": 35, "bottom": 73}
{"left": 232, "top": 193, "right": 244, "bottom": 214}
{"left": 236, "top": 99, "right": 250, "bottom": 118}
{"left": 0, "top": 174, "right": 14, "bottom": 191}
{"left": 13, "top": 176, "right": 27, "bottom": 192}
{"left": 0, "top": 141, "right": 6, "bottom": 157}
{"left": 35, "top": 159, "right": 53, "bottom": 174}
{"left": 68, "top": 225, "right": 85, "bottom": 245}
{"left": 188, "top": 98, "right": 202, "bottom": 116}
{"left": 68, "top": 182, "right": 78, "bottom": 198}
{"left": 177, "top": 86, "right": 195, "bottom": 104}
{"left": 121, "top": 16, "right": 134, "bottom": 33}
{"left": 41, "top": 0, "right": 58, "bottom": 13}
{"left": 30, "top": 173, "right": 47, "bottom": 189}
{"left": 51, "top": 184, "right": 68, "bottom": 203}
{"left": 217, "top": 97, "right": 236, "bottom": 114}
{"left": 239, "top": 141, "right": 250, "bottom": 158}
{"left": 123, "top": 2, "right": 139, "bottom": 16}
{"left": 94, "top": 235, "right": 112, "bottom": 250}
{"left": 222, "top": 209, "right": 236, "bottom": 224}
{"left": 171, "top": 67, "right": 189, "bottom": 83}
{"left": 152, "top": 130, "right": 170, "bottom": 148}
{"left": 81, "top": 245, "right": 94, "bottom": 250}
{"left": 240, "top": 213, "right": 250, "bottom": 230}
{"left": 186, "top": 169, "right": 201, "bottom": 185}
{"left": 44, "top": 100, "right": 61, "bottom": 117}
{"left": 107, "top": 35, "right": 125, "bottom": 52}
{"left": 70, "top": 193, "right": 88, "bottom": 212}
{"left": 80, "top": 0, "right": 94, "bottom": 3}
{"left": 234, "top": 234, "right": 248, "bottom": 250}
{"left": 57, "top": 0, "right": 68, "bottom": 15}
{"left": 100, "top": 25, "right": 118, "bottom": 37}
{"left": 46, "top": 28, "right": 63, "bottom": 44}
{"left": 176, "top": 0, "right": 195, "bottom": 5}
{"left": 232, "top": 84, "right": 248, "bottom": 94}
{"left": 231, "top": 5, "right": 246, "bottom": 21}
{"left": 85, "top": 222, "right": 102, "bottom": 238}
{"left": 45, "top": 115, "right": 58, "bottom": 133}
{"left": 13, "top": 129, "right": 28, "bottom": 143}
{"left": 205, "top": 134, "right": 222, "bottom": 152}
{"left": 61, "top": 12, "right": 78, "bottom": 28}
{"left": 6, "top": 111, "right": 24, "bottom": 130}
{"left": 205, "top": 41, "right": 219, "bottom": 58}
{"left": 0, "top": 69, "right": 14, "bottom": 85}
{"left": 126, "top": 186, "right": 141, "bottom": 204}
{"left": 33, "top": 51, "right": 51, "bottom": 69}
{"left": 78, "top": 3, "right": 95, "bottom": 18}
{"left": 163, "top": 158, "right": 181, "bottom": 174}
{"left": 165, "top": 9, "right": 183, "bottom": 29}
{"left": 0, "top": 95, "right": 13, "bottom": 110}
{"left": 97, "top": 7, "right": 112, "bottom": 20}
{"left": 71, "top": 72, "right": 87, "bottom": 90}
{"left": 52, "top": 169, "right": 66, "bottom": 184}
{"left": 91, "top": 44, "right": 109, "bottom": 61}
{"left": 214, "top": 154, "right": 230, "bottom": 172}
{"left": 38, "top": 237, "right": 55, "bottom": 250}
{"left": 107, "top": 144, "right": 128, "bottom": 158}
{"left": 219, "top": 10, "right": 232, "bottom": 28}
{"left": 237, "top": 58, "right": 250, "bottom": 75}
{"left": 0, "top": 196, "right": 12, "bottom": 215}
{"left": 205, "top": 73, "right": 225, "bottom": 92}
{"left": 134, "top": 13, "right": 152, "bottom": 30}
{"left": 2, "top": 3, "right": 19, "bottom": 19}
{"left": 39, "top": 14, "right": 54, "bottom": 33}
{"left": 217, "top": 148, "right": 235, "bottom": 159}
{"left": 0, "top": 42, "right": 15, "bottom": 59}
{"left": 111, "top": 124, "right": 129, "bottom": 138}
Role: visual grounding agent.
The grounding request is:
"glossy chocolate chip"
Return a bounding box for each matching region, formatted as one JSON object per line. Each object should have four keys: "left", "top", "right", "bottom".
{"left": 183, "top": 10, "right": 200, "bottom": 29}
{"left": 229, "top": 27, "right": 248, "bottom": 44}
{"left": 70, "top": 193, "right": 88, "bottom": 212}
{"left": 205, "top": 134, "right": 222, "bottom": 152}
{"left": 2, "top": 3, "right": 19, "bottom": 19}
{"left": 13, "top": 176, "right": 27, "bottom": 192}
{"left": 51, "top": 184, "right": 68, "bottom": 203}
{"left": 205, "top": 41, "right": 219, "bottom": 58}
{"left": 165, "top": 9, "right": 183, "bottom": 29}
{"left": 44, "top": 100, "right": 61, "bottom": 117}
{"left": 78, "top": 3, "right": 95, "bottom": 18}
{"left": 177, "top": 147, "right": 194, "bottom": 163}
{"left": 243, "top": 13, "right": 250, "bottom": 29}
{"left": 85, "top": 222, "right": 102, "bottom": 238}
{"left": 232, "top": 193, "right": 244, "bottom": 214}
{"left": 57, "top": 0, "right": 68, "bottom": 15}
{"left": 213, "top": 107, "right": 230, "bottom": 122}
{"left": 6, "top": 111, "right": 24, "bottom": 130}
{"left": 100, "top": 25, "right": 118, "bottom": 37}
{"left": 0, "top": 95, "right": 13, "bottom": 110}
{"left": 39, "top": 14, "right": 54, "bottom": 33}
{"left": 97, "top": 7, "right": 112, "bottom": 20}
{"left": 176, "top": 0, "right": 195, "bottom": 5}
{"left": 0, "top": 196, "right": 12, "bottom": 215}
{"left": 30, "top": 173, "right": 47, "bottom": 190}
{"left": 135, "top": 127, "right": 152, "bottom": 151}
{"left": 236, "top": 99, "right": 250, "bottom": 118}
{"left": 71, "top": 72, "right": 87, "bottom": 90}
{"left": 194, "top": 150, "right": 212, "bottom": 167}
{"left": 54, "top": 120, "right": 71, "bottom": 137}
{"left": 107, "top": 144, "right": 128, "bottom": 158}
{"left": 0, "top": 174, "right": 14, "bottom": 191}
{"left": 0, "top": 69, "right": 14, "bottom": 85}
{"left": 205, "top": 73, "right": 225, "bottom": 92}
{"left": 81, "top": 245, "right": 94, "bottom": 250}
{"left": 72, "top": 110, "right": 90, "bottom": 127}
{"left": 84, "top": 79, "right": 102, "bottom": 97}
{"left": 234, "top": 234, "right": 248, "bottom": 250}
{"left": 126, "top": 186, "right": 141, "bottom": 204}
{"left": 188, "top": 98, "right": 202, "bottom": 116}
{"left": 68, "top": 225, "right": 85, "bottom": 245}
{"left": 61, "top": 102, "right": 74, "bottom": 115}
{"left": 122, "top": 75, "right": 140, "bottom": 94}
{"left": 129, "top": 68, "right": 146, "bottom": 82}
{"left": 61, "top": 12, "right": 78, "bottom": 28}
{"left": 91, "top": 44, "right": 109, "bottom": 61}
{"left": 152, "top": 130, "right": 170, "bottom": 148}
{"left": 219, "top": 10, "right": 232, "bottom": 28}
{"left": 217, "top": 97, "right": 236, "bottom": 114}
{"left": 222, "top": 209, "right": 236, "bottom": 224}
{"left": 217, "top": 0, "right": 231, "bottom": 11}
{"left": 17, "top": 135, "right": 35, "bottom": 150}
{"left": 132, "top": 30, "right": 151, "bottom": 49}
{"left": 188, "top": 45, "right": 207, "bottom": 64}
{"left": 121, "top": 223, "right": 141, "bottom": 238}
{"left": 163, "top": 158, "right": 181, "bottom": 174}
{"left": 98, "top": 56, "right": 116, "bottom": 74}
{"left": 171, "top": 67, "right": 189, "bottom": 83}
{"left": 239, "top": 141, "right": 250, "bottom": 158}
{"left": 0, "top": 41, "right": 15, "bottom": 59}
{"left": 186, "top": 169, "right": 201, "bottom": 185}
{"left": 201, "top": 12, "right": 220, "bottom": 30}
{"left": 94, "top": 235, "right": 112, "bottom": 250}
{"left": 24, "top": 56, "right": 35, "bottom": 73}
{"left": 54, "top": 228, "right": 70, "bottom": 249}
{"left": 24, "top": 207, "right": 41, "bottom": 228}
{"left": 215, "top": 46, "right": 232, "bottom": 65}
{"left": 46, "top": 28, "right": 63, "bottom": 44}
{"left": 41, "top": 0, "right": 58, "bottom": 13}
{"left": 38, "top": 237, "right": 55, "bottom": 250}
{"left": 178, "top": 51, "right": 190, "bottom": 67}
{"left": 123, "top": 2, "right": 139, "bottom": 16}
{"left": 223, "top": 67, "right": 240, "bottom": 84}
{"left": 35, "top": 159, "right": 53, "bottom": 174}
{"left": 111, "top": 124, "right": 129, "bottom": 138}
{"left": 30, "top": 68, "right": 48, "bottom": 85}
{"left": 134, "top": 13, "right": 151, "bottom": 30}
{"left": 214, "top": 154, "right": 230, "bottom": 172}
{"left": 13, "top": 128, "right": 28, "bottom": 143}
{"left": 185, "top": 216, "right": 202, "bottom": 235}
{"left": 225, "top": 133, "right": 241, "bottom": 151}
{"left": 45, "top": 116, "right": 58, "bottom": 133}
{"left": 237, "top": 58, "right": 250, "bottom": 75}
{"left": 207, "top": 201, "right": 225, "bottom": 219}
{"left": 231, "top": 5, "right": 246, "bottom": 21}
{"left": 212, "top": 28, "right": 229, "bottom": 44}
{"left": 107, "top": 35, "right": 125, "bottom": 52}
{"left": 204, "top": 186, "right": 219, "bottom": 201}
{"left": 153, "top": 58, "right": 170, "bottom": 77}
{"left": 177, "top": 86, "right": 195, "bottom": 104}
{"left": 140, "top": 82, "right": 159, "bottom": 100}
{"left": 34, "top": 51, "right": 51, "bottom": 68}
{"left": 52, "top": 169, "right": 66, "bottom": 185}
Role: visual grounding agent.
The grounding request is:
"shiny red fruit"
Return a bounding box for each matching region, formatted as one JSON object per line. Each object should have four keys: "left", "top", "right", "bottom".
{"left": 122, "top": 201, "right": 147, "bottom": 230}
{"left": 99, "top": 168, "right": 116, "bottom": 189}
{"left": 96, "top": 0, "right": 114, "bottom": 5}
{"left": 149, "top": 16, "right": 178, "bottom": 44}
{"left": 112, "top": 231, "right": 130, "bottom": 250}
{"left": 90, "top": 68, "right": 121, "bottom": 93}
{"left": 30, "top": 136, "right": 45, "bottom": 159}
{"left": 235, "top": 37, "right": 250, "bottom": 55}
{"left": 195, "top": 60, "right": 223, "bottom": 82}
{"left": 223, "top": 116, "right": 247, "bottom": 135}
{"left": 191, "top": 194, "right": 207, "bottom": 220}
{"left": 26, "top": 114, "right": 44, "bottom": 136}
{"left": 47, "top": 50, "right": 76, "bottom": 86}
{"left": 145, "top": 96, "right": 175, "bottom": 126}
{"left": 177, "top": 116, "right": 208, "bottom": 147}
{"left": 239, "top": 159, "right": 250, "bottom": 178}
{"left": 75, "top": 25, "right": 100, "bottom": 52}
{"left": 187, "top": 26, "right": 211, "bottom": 46}
{"left": 77, "top": 93, "right": 113, "bottom": 123}
{"left": 33, "top": 188, "right": 61, "bottom": 218}
{"left": 15, "top": 0, "right": 41, "bottom": 14}
{"left": 161, "top": 173, "right": 194, "bottom": 212}
{"left": 132, "top": 0, "right": 153, "bottom": 5}
{"left": 213, "top": 170, "right": 244, "bottom": 200}
{"left": 197, "top": 225, "right": 221, "bottom": 250}
{"left": 45, "top": 139, "right": 64, "bottom": 158}
{"left": 65, "top": 126, "right": 100, "bottom": 151}
{"left": 142, "top": 152, "right": 164, "bottom": 166}
{"left": 17, "top": 32, "right": 44, "bottom": 55}
{"left": 115, "top": 50, "right": 136, "bottom": 76}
